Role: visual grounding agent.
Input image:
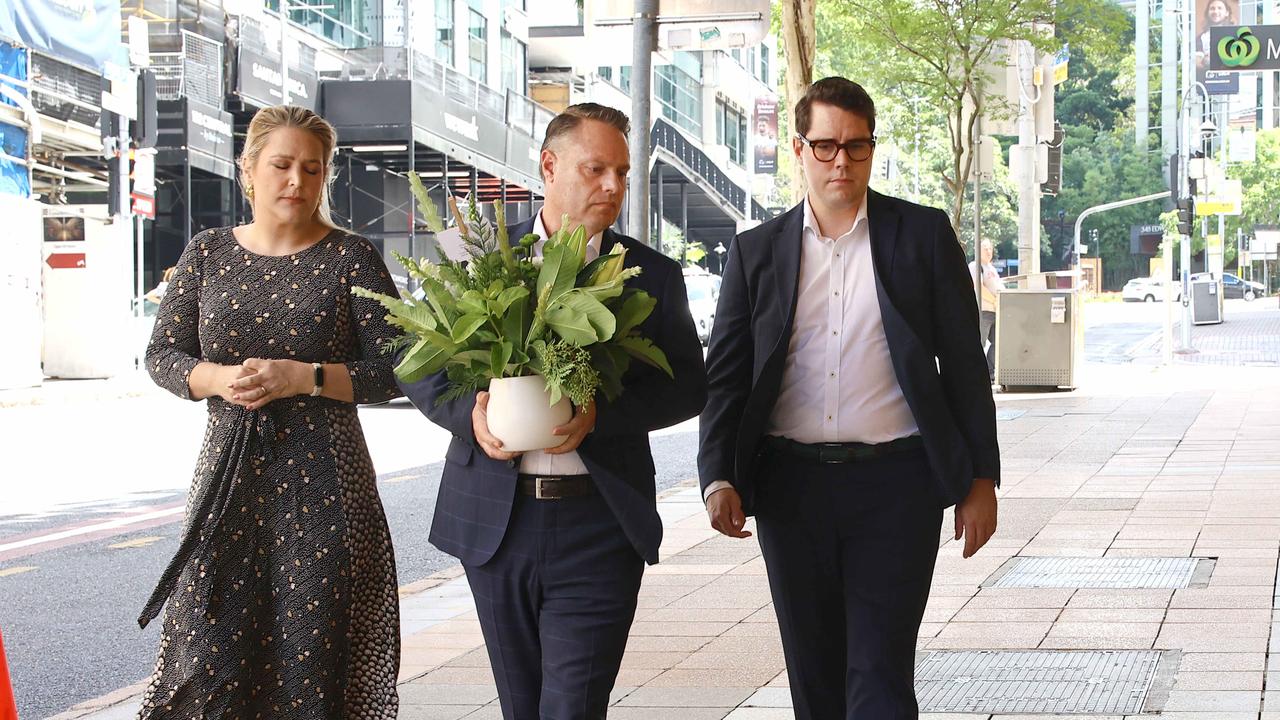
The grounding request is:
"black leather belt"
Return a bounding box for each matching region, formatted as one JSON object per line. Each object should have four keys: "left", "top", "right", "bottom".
{"left": 518, "top": 474, "right": 595, "bottom": 499}
{"left": 763, "top": 434, "right": 925, "bottom": 464}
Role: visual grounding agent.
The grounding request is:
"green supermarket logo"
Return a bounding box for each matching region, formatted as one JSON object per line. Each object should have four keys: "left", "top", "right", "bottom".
{"left": 1217, "top": 27, "right": 1262, "bottom": 67}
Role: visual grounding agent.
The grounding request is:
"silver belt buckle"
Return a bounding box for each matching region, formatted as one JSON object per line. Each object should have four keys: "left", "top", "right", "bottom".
{"left": 535, "top": 477, "right": 552, "bottom": 500}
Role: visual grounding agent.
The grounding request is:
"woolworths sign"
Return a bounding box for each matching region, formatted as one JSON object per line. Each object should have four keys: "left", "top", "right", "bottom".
{"left": 1209, "top": 25, "right": 1280, "bottom": 71}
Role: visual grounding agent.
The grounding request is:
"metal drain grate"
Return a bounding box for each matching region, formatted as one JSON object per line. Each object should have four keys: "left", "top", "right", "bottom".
{"left": 986, "top": 556, "right": 1208, "bottom": 589}
{"left": 916, "top": 650, "right": 1163, "bottom": 714}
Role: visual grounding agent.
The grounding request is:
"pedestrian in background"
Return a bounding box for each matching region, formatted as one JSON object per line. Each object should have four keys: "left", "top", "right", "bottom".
{"left": 969, "top": 239, "right": 1003, "bottom": 382}
{"left": 138, "top": 105, "right": 403, "bottom": 719}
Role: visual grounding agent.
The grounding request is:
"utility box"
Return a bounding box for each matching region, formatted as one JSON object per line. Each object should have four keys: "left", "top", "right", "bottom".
{"left": 995, "top": 287, "right": 1083, "bottom": 390}
{"left": 1191, "top": 278, "right": 1224, "bottom": 325}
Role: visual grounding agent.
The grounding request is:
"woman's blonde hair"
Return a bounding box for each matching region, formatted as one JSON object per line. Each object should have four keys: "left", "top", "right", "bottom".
{"left": 238, "top": 105, "right": 341, "bottom": 229}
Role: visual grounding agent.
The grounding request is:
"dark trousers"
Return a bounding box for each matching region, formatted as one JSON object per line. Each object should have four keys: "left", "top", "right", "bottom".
{"left": 754, "top": 448, "right": 944, "bottom": 720}
{"left": 979, "top": 310, "right": 996, "bottom": 380}
{"left": 464, "top": 490, "right": 645, "bottom": 720}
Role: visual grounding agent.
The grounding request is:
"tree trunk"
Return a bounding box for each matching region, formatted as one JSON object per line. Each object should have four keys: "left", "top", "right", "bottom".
{"left": 781, "top": 0, "right": 816, "bottom": 204}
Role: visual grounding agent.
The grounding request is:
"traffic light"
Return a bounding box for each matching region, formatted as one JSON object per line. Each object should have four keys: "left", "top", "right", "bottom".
{"left": 1176, "top": 197, "right": 1195, "bottom": 236}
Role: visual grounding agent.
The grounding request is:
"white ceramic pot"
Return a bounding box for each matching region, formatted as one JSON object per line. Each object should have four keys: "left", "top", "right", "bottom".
{"left": 486, "top": 374, "right": 573, "bottom": 452}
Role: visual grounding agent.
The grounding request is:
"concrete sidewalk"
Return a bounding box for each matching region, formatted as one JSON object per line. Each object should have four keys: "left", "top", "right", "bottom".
{"left": 55, "top": 361, "right": 1280, "bottom": 719}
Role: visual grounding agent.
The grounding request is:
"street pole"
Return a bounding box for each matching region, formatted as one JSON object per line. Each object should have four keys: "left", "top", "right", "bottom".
{"left": 1016, "top": 39, "right": 1041, "bottom": 275}
{"left": 627, "top": 0, "right": 657, "bottom": 247}
{"left": 280, "top": 0, "right": 290, "bottom": 105}
{"left": 1179, "top": 0, "right": 1194, "bottom": 351}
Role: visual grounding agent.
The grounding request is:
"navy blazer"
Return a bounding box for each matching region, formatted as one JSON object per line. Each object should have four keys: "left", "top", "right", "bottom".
{"left": 400, "top": 218, "right": 708, "bottom": 566}
{"left": 698, "top": 190, "right": 1000, "bottom": 512}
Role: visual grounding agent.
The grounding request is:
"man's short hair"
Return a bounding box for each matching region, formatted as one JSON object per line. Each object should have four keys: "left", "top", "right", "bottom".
{"left": 794, "top": 77, "right": 877, "bottom": 137}
{"left": 541, "top": 103, "right": 631, "bottom": 155}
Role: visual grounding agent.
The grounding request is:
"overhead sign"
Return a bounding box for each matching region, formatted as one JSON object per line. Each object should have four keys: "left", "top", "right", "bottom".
{"left": 589, "top": 0, "right": 770, "bottom": 59}
{"left": 1209, "top": 25, "right": 1280, "bottom": 71}
{"left": 237, "top": 47, "right": 318, "bottom": 110}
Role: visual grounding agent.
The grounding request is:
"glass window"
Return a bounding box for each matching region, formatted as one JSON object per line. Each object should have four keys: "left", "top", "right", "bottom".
{"left": 760, "top": 45, "right": 770, "bottom": 85}
{"left": 620, "top": 66, "right": 632, "bottom": 93}
{"left": 655, "top": 52, "right": 703, "bottom": 135}
{"left": 468, "top": 8, "right": 487, "bottom": 83}
{"left": 716, "top": 98, "right": 746, "bottom": 165}
{"left": 598, "top": 66, "right": 613, "bottom": 83}
{"left": 501, "top": 29, "right": 527, "bottom": 95}
{"left": 436, "top": 0, "right": 455, "bottom": 66}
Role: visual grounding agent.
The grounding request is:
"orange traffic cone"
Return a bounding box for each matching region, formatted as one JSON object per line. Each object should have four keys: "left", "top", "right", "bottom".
{"left": 0, "top": 626, "right": 16, "bottom": 720}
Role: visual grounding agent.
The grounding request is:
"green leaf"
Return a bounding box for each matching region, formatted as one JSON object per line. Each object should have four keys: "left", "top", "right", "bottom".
{"left": 451, "top": 313, "right": 487, "bottom": 344}
{"left": 589, "top": 344, "right": 628, "bottom": 401}
{"left": 421, "top": 278, "right": 458, "bottom": 331}
{"left": 501, "top": 295, "right": 531, "bottom": 358}
{"left": 490, "top": 341, "right": 514, "bottom": 378}
{"left": 536, "top": 242, "right": 581, "bottom": 308}
{"left": 554, "top": 290, "right": 616, "bottom": 342}
{"left": 617, "top": 335, "right": 673, "bottom": 377}
{"left": 491, "top": 285, "right": 530, "bottom": 317}
{"left": 458, "top": 290, "right": 488, "bottom": 316}
{"left": 544, "top": 305, "right": 597, "bottom": 345}
{"left": 614, "top": 291, "right": 657, "bottom": 338}
{"left": 408, "top": 172, "right": 447, "bottom": 234}
{"left": 395, "top": 338, "right": 450, "bottom": 383}
{"left": 351, "top": 286, "right": 439, "bottom": 335}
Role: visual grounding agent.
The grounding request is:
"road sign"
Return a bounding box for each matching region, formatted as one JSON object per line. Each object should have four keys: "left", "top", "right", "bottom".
{"left": 46, "top": 253, "right": 86, "bottom": 269}
{"left": 131, "top": 192, "right": 155, "bottom": 219}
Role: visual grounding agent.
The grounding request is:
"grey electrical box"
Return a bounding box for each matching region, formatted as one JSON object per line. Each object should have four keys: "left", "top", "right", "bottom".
{"left": 1191, "top": 279, "right": 1223, "bottom": 325}
{"left": 995, "top": 289, "right": 1083, "bottom": 390}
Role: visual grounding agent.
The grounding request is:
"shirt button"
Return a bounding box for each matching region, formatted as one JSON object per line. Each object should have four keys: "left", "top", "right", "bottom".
{"left": 827, "top": 415, "right": 833, "bottom": 421}
{"left": 832, "top": 330, "right": 838, "bottom": 335}
{"left": 834, "top": 291, "right": 839, "bottom": 296}
{"left": 830, "top": 372, "right": 836, "bottom": 377}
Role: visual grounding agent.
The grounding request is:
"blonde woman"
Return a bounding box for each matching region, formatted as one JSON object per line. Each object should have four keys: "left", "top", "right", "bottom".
{"left": 138, "top": 105, "right": 401, "bottom": 718}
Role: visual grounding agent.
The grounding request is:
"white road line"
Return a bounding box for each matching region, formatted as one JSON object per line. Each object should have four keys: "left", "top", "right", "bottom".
{"left": 0, "top": 505, "right": 184, "bottom": 554}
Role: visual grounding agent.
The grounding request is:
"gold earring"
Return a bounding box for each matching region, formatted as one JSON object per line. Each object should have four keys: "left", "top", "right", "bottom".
{"left": 245, "top": 184, "right": 254, "bottom": 200}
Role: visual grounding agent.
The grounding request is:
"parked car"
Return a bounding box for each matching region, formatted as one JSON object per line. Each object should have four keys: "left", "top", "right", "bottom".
{"left": 1220, "top": 272, "right": 1265, "bottom": 301}
{"left": 684, "top": 268, "right": 720, "bottom": 345}
{"left": 1122, "top": 276, "right": 1180, "bottom": 302}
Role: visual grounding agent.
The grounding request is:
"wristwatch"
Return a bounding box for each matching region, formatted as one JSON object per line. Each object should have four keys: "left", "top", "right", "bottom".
{"left": 310, "top": 362, "right": 324, "bottom": 397}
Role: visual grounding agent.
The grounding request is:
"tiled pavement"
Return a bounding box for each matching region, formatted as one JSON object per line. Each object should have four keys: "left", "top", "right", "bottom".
{"left": 56, "top": 365, "right": 1280, "bottom": 720}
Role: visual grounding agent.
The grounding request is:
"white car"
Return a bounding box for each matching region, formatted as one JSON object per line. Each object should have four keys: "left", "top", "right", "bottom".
{"left": 684, "top": 269, "right": 720, "bottom": 345}
{"left": 1122, "top": 276, "right": 1181, "bottom": 303}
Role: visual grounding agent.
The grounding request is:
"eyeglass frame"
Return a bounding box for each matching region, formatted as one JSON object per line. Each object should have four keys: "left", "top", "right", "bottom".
{"left": 795, "top": 134, "right": 877, "bottom": 163}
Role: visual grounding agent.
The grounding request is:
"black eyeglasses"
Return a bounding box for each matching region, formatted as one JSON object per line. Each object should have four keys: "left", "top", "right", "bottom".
{"left": 797, "top": 134, "right": 876, "bottom": 163}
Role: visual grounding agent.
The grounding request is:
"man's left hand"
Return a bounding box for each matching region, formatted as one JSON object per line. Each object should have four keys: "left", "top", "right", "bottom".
{"left": 954, "top": 478, "right": 997, "bottom": 559}
{"left": 546, "top": 401, "right": 597, "bottom": 454}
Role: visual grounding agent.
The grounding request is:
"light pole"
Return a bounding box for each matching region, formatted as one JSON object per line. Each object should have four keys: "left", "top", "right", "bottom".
{"left": 1175, "top": 77, "right": 1212, "bottom": 353}
{"left": 713, "top": 241, "right": 727, "bottom": 274}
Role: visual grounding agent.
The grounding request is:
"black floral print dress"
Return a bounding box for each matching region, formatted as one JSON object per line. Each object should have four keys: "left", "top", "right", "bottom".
{"left": 138, "top": 226, "right": 402, "bottom": 719}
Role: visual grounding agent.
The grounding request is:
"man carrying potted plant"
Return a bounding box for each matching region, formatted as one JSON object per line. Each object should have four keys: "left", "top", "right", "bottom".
{"left": 396, "top": 103, "right": 707, "bottom": 719}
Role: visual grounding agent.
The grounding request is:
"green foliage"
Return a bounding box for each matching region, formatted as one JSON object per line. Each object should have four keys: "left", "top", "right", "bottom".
{"left": 352, "top": 173, "right": 674, "bottom": 407}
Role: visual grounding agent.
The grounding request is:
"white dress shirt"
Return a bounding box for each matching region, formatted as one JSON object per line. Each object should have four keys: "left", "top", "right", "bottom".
{"left": 704, "top": 195, "right": 918, "bottom": 501}
{"left": 517, "top": 210, "right": 602, "bottom": 476}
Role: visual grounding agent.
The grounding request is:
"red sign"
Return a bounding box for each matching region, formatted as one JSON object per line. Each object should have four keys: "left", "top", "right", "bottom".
{"left": 131, "top": 192, "right": 156, "bottom": 219}
{"left": 46, "top": 253, "right": 86, "bottom": 269}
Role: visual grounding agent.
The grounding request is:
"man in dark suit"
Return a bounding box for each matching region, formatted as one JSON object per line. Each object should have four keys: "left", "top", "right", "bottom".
{"left": 401, "top": 103, "right": 707, "bottom": 719}
{"left": 698, "top": 77, "right": 999, "bottom": 718}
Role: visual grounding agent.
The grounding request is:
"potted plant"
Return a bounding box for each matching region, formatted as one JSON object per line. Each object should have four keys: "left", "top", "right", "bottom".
{"left": 353, "top": 172, "right": 673, "bottom": 452}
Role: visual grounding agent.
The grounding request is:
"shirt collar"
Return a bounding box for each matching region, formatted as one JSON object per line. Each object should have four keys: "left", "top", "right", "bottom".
{"left": 802, "top": 193, "right": 869, "bottom": 242}
{"left": 533, "top": 210, "right": 604, "bottom": 257}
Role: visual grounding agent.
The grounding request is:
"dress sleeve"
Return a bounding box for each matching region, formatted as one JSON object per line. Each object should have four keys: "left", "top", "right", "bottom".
{"left": 145, "top": 232, "right": 207, "bottom": 400}
{"left": 343, "top": 237, "right": 404, "bottom": 404}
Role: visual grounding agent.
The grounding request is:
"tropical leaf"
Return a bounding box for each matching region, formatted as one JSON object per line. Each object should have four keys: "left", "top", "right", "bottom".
{"left": 451, "top": 313, "right": 488, "bottom": 344}
{"left": 617, "top": 334, "right": 673, "bottom": 377}
{"left": 544, "top": 304, "right": 597, "bottom": 345}
{"left": 614, "top": 291, "right": 657, "bottom": 338}
{"left": 395, "top": 338, "right": 449, "bottom": 383}
{"left": 408, "top": 172, "right": 447, "bottom": 234}
{"left": 490, "top": 286, "right": 530, "bottom": 317}
{"left": 536, "top": 242, "right": 581, "bottom": 308}
{"left": 553, "top": 290, "right": 616, "bottom": 341}
{"left": 490, "top": 341, "right": 514, "bottom": 378}
{"left": 458, "top": 289, "right": 488, "bottom": 316}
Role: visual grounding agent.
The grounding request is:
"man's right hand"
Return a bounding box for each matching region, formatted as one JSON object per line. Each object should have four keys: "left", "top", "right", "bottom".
{"left": 472, "top": 391, "right": 522, "bottom": 462}
{"left": 706, "top": 487, "right": 752, "bottom": 539}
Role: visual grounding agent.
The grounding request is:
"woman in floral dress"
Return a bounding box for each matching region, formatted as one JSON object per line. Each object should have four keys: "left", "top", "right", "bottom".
{"left": 138, "top": 105, "right": 402, "bottom": 719}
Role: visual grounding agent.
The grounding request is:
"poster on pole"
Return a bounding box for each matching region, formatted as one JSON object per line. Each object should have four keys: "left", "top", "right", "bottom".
{"left": 753, "top": 96, "right": 778, "bottom": 175}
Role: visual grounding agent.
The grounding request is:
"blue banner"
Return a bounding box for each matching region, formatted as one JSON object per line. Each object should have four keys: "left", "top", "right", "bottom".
{"left": 1, "top": 42, "right": 27, "bottom": 109}
{"left": 0, "top": 0, "right": 125, "bottom": 74}
{"left": 0, "top": 122, "right": 30, "bottom": 197}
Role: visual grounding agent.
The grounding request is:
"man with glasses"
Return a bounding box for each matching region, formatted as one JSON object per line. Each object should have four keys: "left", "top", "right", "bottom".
{"left": 698, "top": 77, "right": 999, "bottom": 718}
